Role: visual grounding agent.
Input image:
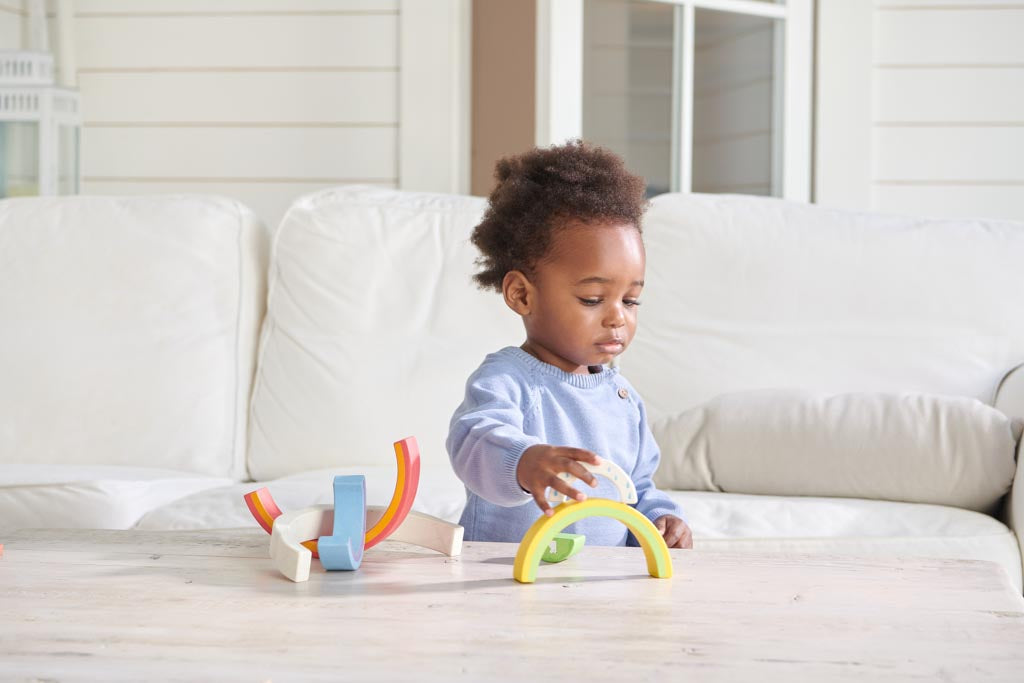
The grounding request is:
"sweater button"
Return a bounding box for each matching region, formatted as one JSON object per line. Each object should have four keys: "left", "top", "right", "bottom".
{"left": 617, "top": 388, "right": 629, "bottom": 399}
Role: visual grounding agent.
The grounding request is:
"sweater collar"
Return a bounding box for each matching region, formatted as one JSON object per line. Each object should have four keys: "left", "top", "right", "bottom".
{"left": 500, "top": 346, "right": 617, "bottom": 388}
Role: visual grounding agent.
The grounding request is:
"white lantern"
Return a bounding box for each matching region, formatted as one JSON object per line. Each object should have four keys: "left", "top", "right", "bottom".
{"left": 0, "top": 50, "right": 81, "bottom": 198}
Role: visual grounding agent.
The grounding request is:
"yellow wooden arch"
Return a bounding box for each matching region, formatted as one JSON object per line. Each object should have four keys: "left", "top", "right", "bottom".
{"left": 513, "top": 499, "right": 673, "bottom": 583}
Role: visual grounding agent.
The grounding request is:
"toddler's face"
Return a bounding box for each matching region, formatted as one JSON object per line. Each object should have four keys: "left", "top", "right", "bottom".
{"left": 515, "top": 221, "right": 645, "bottom": 374}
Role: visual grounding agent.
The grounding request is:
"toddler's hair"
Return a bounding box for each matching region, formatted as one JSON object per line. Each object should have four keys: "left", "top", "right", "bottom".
{"left": 470, "top": 139, "right": 647, "bottom": 292}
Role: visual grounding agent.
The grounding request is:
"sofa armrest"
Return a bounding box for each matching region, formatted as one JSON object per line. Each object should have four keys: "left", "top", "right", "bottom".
{"left": 995, "top": 363, "right": 1024, "bottom": 589}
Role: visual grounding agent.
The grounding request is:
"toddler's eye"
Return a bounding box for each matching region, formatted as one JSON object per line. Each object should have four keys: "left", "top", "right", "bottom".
{"left": 578, "top": 297, "right": 602, "bottom": 306}
{"left": 624, "top": 299, "right": 642, "bottom": 307}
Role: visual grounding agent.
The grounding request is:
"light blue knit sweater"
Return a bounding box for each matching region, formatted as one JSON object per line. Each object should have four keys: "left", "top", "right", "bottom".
{"left": 446, "top": 346, "right": 684, "bottom": 546}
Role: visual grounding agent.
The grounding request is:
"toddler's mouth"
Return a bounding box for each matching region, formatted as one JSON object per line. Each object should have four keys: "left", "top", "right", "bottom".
{"left": 595, "top": 339, "right": 624, "bottom": 353}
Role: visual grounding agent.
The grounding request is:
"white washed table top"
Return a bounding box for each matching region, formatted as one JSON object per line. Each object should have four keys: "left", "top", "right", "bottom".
{"left": 1, "top": 528, "right": 1023, "bottom": 682}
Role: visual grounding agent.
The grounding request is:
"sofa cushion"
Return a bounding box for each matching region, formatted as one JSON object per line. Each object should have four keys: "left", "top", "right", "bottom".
{"left": 674, "top": 490, "right": 1022, "bottom": 592}
{"left": 247, "top": 186, "right": 521, "bottom": 481}
{"left": 0, "top": 464, "right": 233, "bottom": 534}
{"left": 0, "top": 195, "right": 268, "bottom": 478}
{"left": 653, "top": 390, "right": 1020, "bottom": 513}
{"left": 623, "top": 193, "right": 1024, "bottom": 424}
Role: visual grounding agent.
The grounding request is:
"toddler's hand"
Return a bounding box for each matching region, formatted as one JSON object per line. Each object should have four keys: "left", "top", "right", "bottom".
{"left": 517, "top": 445, "right": 601, "bottom": 516}
{"left": 655, "top": 515, "right": 693, "bottom": 549}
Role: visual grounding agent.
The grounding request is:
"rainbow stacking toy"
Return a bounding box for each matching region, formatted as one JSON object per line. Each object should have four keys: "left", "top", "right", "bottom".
{"left": 244, "top": 437, "right": 463, "bottom": 582}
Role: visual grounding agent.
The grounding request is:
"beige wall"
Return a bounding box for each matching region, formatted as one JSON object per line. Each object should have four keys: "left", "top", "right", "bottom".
{"left": 470, "top": 0, "right": 535, "bottom": 197}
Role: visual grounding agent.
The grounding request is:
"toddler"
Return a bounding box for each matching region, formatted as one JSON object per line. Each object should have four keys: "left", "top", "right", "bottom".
{"left": 446, "top": 140, "right": 692, "bottom": 549}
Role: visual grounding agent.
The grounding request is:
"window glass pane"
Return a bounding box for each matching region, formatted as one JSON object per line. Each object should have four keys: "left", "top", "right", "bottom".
{"left": 582, "top": 0, "right": 674, "bottom": 197}
{"left": 692, "top": 9, "right": 782, "bottom": 196}
{"left": 0, "top": 122, "right": 40, "bottom": 197}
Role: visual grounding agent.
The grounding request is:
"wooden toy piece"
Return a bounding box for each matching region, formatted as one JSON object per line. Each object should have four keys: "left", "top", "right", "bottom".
{"left": 243, "top": 487, "right": 281, "bottom": 534}
{"left": 364, "top": 436, "right": 421, "bottom": 551}
{"left": 544, "top": 459, "right": 638, "bottom": 505}
{"left": 513, "top": 499, "right": 672, "bottom": 584}
{"left": 541, "top": 533, "right": 585, "bottom": 563}
{"left": 269, "top": 505, "right": 333, "bottom": 583}
{"left": 244, "top": 486, "right": 319, "bottom": 557}
{"left": 318, "top": 475, "right": 366, "bottom": 571}
{"left": 245, "top": 436, "right": 420, "bottom": 555}
{"left": 268, "top": 505, "right": 464, "bottom": 583}
{"left": 365, "top": 507, "right": 464, "bottom": 557}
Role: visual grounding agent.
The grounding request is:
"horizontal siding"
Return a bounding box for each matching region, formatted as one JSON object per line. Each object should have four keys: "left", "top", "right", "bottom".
{"left": 873, "top": 127, "right": 1024, "bottom": 181}
{"left": 80, "top": 179, "right": 396, "bottom": 234}
{"left": 874, "top": 7, "right": 1024, "bottom": 64}
{"left": 78, "top": 71, "right": 397, "bottom": 123}
{"left": 75, "top": 14, "right": 398, "bottom": 70}
{"left": 74, "top": 0, "right": 399, "bottom": 14}
{"left": 873, "top": 67, "right": 1024, "bottom": 122}
{"left": 0, "top": 3, "right": 21, "bottom": 50}
{"left": 82, "top": 126, "right": 397, "bottom": 179}
{"left": 868, "top": 3, "right": 1024, "bottom": 221}
{"left": 71, "top": 0, "right": 400, "bottom": 229}
{"left": 871, "top": 184, "right": 1024, "bottom": 222}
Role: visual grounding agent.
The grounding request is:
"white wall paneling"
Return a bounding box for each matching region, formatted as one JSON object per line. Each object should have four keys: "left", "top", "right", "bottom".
{"left": 398, "top": 0, "right": 471, "bottom": 195}
{"left": 816, "top": 0, "right": 1024, "bottom": 221}
{"left": 82, "top": 126, "right": 397, "bottom": 179}
{"left": 69, "top": 0, "right": 402, "bottom": 228}
{"left": 78, "top": 72, "right": 397, "bottom": 123}
{"left": 0, "top": 2, "right": 23, "bottom": 49}
{"left": 873, "top": 126, "right": 1023, "bottom": 182}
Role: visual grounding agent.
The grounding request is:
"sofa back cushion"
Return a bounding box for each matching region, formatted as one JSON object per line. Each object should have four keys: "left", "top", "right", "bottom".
{"left": 247, "top": 187, "right": 522, "bottom": 480}
{"left": 0, "top": 195, "right": 268, "bottom": 478}
{"left": 623, "top": 193, "right": 1024, "bottom": 422}
{"left": 653, "top": 390, "right": 1021, "bottom": 513}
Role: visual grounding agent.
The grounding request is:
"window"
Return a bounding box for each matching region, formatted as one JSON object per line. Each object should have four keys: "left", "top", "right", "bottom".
{"left": 537, "top": 0, "right": 812, "bottom": 200}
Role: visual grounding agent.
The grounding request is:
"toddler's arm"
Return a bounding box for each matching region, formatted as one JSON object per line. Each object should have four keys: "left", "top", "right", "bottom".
{"left": 630, "top": 397, "right": 687, "bottom": 526}
{"left": 446, "top": 371, "right": 541, "bottom": 507}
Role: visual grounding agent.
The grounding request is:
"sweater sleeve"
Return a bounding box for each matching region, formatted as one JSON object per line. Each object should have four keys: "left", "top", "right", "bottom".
{"left": 630, "top": 395, "right": 686, "bottom": 526}
{"left": 446, "top": 363, "right": 540, "bottom": 507}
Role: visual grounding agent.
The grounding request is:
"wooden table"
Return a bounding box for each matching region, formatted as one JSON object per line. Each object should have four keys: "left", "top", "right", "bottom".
{"left": 2, "top": 528, "right": 1023, "bottom": 681}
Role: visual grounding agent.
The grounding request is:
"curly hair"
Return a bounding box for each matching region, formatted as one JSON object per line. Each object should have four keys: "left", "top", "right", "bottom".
{"left": 470, "top": 139, "right": 648, "bottom": 291}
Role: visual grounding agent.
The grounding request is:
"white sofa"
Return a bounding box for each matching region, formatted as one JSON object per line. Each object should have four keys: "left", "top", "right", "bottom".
{"left": 2, "top": 187, "right": 1022, "bottom": 591}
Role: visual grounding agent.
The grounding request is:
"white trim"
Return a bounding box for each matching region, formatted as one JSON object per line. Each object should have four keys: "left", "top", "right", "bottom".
{"left": 781, "top": 0, "right": 813, "bottom": 201}
{"left": 398, "top": 0, "right": 471, "bottom": 194}
{"left": 813, "top": 0, "right": 873, "bottom": 209}
{"left": 678, "top": 3, "right": 695, "bottom": 192}
{"left": 649, "top": 0, "right": 787, "bottom": 20}
{"left": 770, "top": 16, "right": 784, "bottom": 197}
{"left": 535, "top": 0, "right": 582, "bottom": 146}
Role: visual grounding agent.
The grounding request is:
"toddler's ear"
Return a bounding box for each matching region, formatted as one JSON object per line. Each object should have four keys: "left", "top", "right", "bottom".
{"left": 502, "top": 270, "right": 533, "bottom": 315}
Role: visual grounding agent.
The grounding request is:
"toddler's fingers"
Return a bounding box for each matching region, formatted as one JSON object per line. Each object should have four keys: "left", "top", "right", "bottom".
{"left": 563, "top": 447, "right": 602, "bottom": 466}
{"left": 531, "top": 490, "right": 554, "bottom": 516}
{"left": 655, "top": 516, "right": 667, "bottom": 534}
{"left": 663, "top": 522, "right": 685, "bottom": 548}
{"left": 549, "top": 476, "right": 588, "bottom": 503}
{"left": 566, "top": 460, "right": 599, "bottom": 488}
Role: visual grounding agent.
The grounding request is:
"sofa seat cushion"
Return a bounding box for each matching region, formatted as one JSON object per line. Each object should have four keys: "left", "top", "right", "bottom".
{"left": 134, "top": 466, "right": 467, "bottom": 530}
{"left": 674, "top": 490, "right": 1022, "bottom": 592}
{"left": 0, "top": 465, "right": 233, "bottom": 534}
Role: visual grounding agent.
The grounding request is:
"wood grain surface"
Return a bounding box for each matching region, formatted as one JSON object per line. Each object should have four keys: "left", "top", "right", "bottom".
{"left": 2, "top": 528, "right": 1022, "bottom": 681}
